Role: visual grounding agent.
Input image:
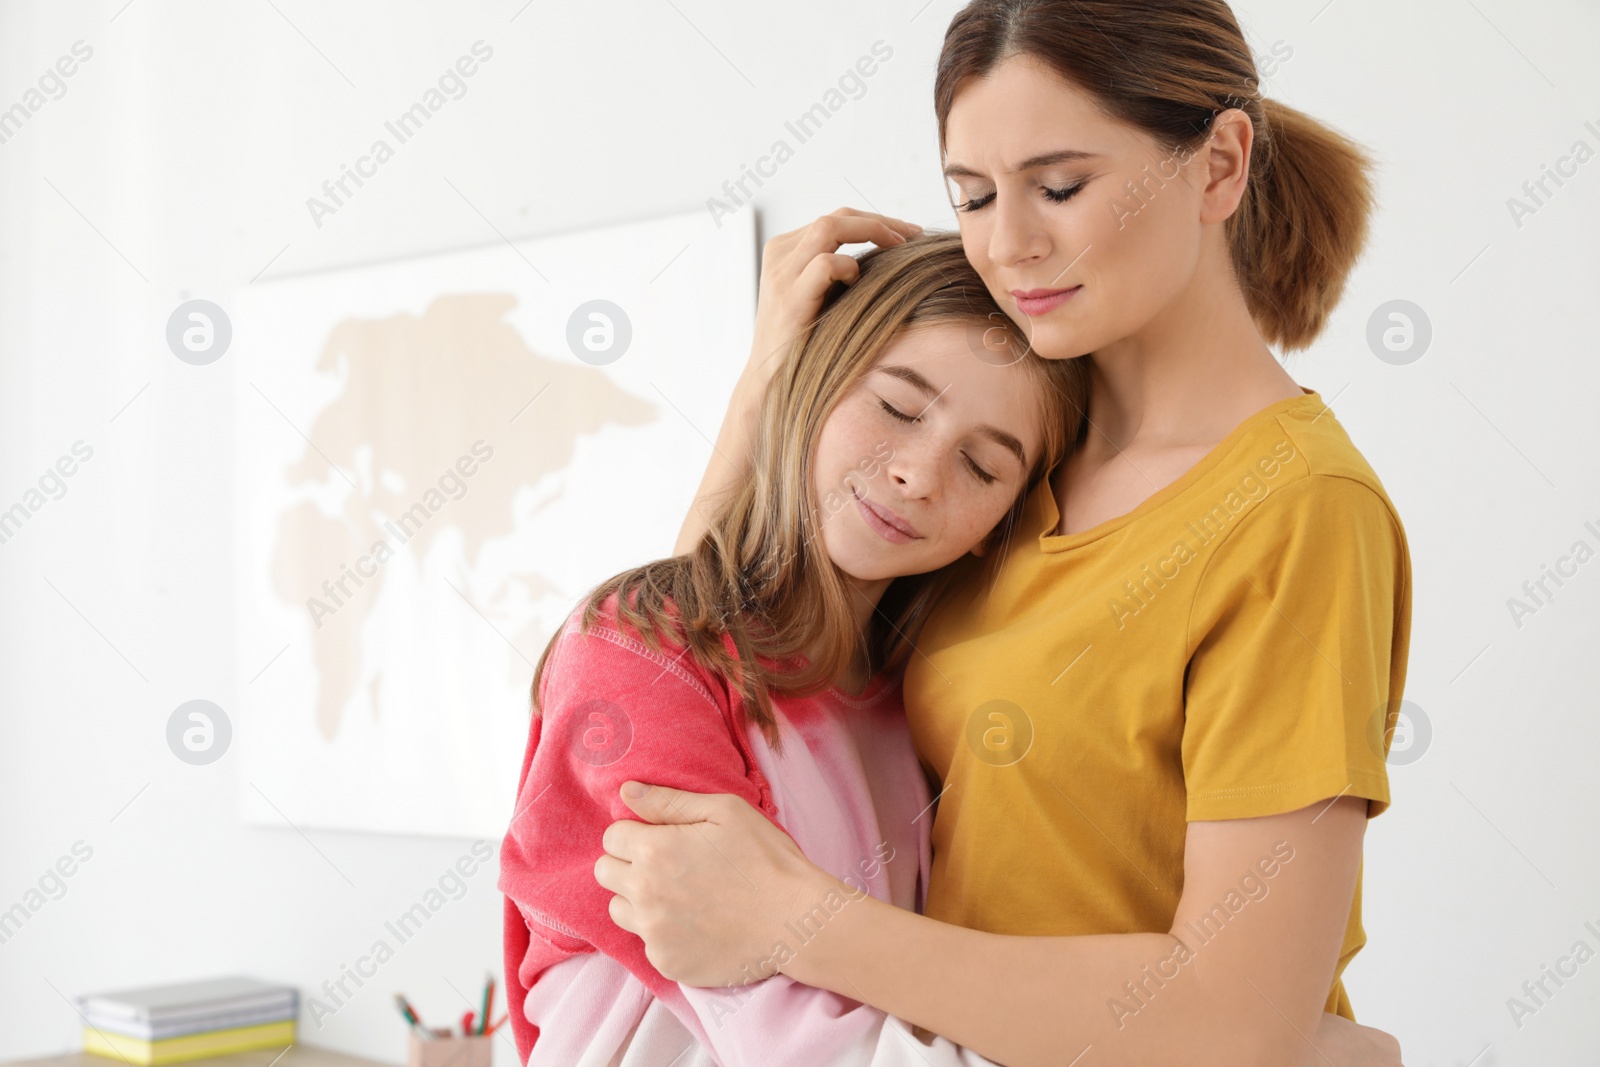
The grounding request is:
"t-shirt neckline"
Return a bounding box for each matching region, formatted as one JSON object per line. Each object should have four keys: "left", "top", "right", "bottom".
{"left": 1037, "top": 387, "right": 1320, "bottom": 552}
{"left": 776, "top": 650, "right": 898, "bottom": 705}
{"left": 826, "top": 666, "right": 897, "bottom": 704}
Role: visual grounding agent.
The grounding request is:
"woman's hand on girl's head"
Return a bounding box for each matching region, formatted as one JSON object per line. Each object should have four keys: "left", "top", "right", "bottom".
{"left": 674, "top": 207, "right": 921, "bottom": 555}
{"left": 744, "top": 208, "right": 923, "bottom": 394}
{"left": 594, "top": 782, "right": 836, "bottom": 987}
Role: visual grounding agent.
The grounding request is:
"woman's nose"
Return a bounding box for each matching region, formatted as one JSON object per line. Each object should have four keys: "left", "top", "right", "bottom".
{"left": 986, "top": 193, "right": 1049, "bottom": 268}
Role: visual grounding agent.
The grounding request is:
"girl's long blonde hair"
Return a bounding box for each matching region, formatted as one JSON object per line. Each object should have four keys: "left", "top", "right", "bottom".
{"left": 530, "top": 230, "right": 1089, "bottom": 747}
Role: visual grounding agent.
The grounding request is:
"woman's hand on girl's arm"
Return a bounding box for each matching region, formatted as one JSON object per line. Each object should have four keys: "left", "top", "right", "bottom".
{"left": 596, "top": 781, "right": 829, "bottom": 984}
{"left": 673, "top": 208, "right": 923, "bottom": 556}
{"left": 598, "top": 786, "right": 1403, "bottom": 1067}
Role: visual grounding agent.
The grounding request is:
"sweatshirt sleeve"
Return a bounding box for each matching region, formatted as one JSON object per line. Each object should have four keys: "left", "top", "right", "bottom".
{"left": 680, "top": 972, "right": 1006, "bottom": 1066}
{"left": 522, "top": 950, "right": 1004, "bottom": 1067}
{"left": 498, "top": 604, "right": 780, "bottom": 1060}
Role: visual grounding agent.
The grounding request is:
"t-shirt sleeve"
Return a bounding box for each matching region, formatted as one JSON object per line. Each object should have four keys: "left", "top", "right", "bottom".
{"left": 1182, "top": 474, "right": 1410, "bottom": 821}
{"left": 497, "top": 609, "right": 779, "bottom": 1054}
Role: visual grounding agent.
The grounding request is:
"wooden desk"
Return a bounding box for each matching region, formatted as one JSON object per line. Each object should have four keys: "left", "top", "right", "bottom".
{"left": 5, "top": 1048, "right": 393, "bottom": 1067}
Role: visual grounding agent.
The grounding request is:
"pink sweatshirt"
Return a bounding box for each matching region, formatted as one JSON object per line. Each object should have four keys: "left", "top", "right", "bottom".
{"left": 498, "top": 592, "right": 998, "bottom": 1066}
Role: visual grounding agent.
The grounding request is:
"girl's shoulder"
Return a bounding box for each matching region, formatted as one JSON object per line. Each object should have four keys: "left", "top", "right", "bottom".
{"left": 545, "top": 588, "right": 730, "bottom": 711}
{"left": 526, "top": 588, "right": 780, "bottom": 819}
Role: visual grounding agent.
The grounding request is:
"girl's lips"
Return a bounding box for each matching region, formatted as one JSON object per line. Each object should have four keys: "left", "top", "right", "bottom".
{"left": 852, "top": 486, "right": 919, "bottom": 543}
{"left": 1011, "top": 285, "right": 1082, "bottom": 317}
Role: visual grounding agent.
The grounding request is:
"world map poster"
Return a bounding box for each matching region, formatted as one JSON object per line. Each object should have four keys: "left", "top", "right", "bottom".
{"left": 232, "top": 208, "right": 757, "bottom": 838}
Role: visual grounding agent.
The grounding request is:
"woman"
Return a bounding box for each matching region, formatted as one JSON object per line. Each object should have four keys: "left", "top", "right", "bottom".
{"left": 595, "top": 2, "right": 1411, "bottom": 1065}
{"left": 501, "top": 233, "right": 1086, "bottom": 1065}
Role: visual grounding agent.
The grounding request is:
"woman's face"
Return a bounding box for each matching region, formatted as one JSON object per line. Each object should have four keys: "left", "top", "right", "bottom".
{"left": 810, "top": 322, "right": 1046, "bottom": 585}
{"left": 942, "top": 53, "right": 1217, "bottom": 361}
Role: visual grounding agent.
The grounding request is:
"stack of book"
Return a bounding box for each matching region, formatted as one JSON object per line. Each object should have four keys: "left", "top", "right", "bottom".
{"left": 75, "top": 976, "right": 298, "bottom": 1065}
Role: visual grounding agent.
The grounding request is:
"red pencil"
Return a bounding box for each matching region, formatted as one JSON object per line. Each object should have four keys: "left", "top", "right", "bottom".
{"left": 483, "top": 1013, "right": 509, "bottom": 1036}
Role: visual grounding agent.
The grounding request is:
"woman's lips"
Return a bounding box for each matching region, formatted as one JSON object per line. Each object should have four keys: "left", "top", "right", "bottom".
{"left": 1011, "top": 285, "right": 1082, "bottom": 317}
{"left": 852, "top": 486, "right": 919, "bottom": 543}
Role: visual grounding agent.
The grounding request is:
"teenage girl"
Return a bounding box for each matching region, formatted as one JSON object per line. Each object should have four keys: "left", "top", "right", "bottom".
{"left": 595, "top": 2, "right": 1412, "bottom": 1065}
{"left": 499, "top": 231, "right": 1088, "bottom": 1065}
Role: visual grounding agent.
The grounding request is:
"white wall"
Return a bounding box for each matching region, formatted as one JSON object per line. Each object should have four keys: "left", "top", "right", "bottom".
{"left": 1, "top": 0, "right": 1597, "bottom": 1062}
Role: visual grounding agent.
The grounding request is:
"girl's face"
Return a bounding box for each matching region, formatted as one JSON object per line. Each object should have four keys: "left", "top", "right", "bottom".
{"left": 811, "top": 322, "right": 1046, "bottom": 585}
{"left": 942, "top": 53, "right": 1219, "bottom": 361}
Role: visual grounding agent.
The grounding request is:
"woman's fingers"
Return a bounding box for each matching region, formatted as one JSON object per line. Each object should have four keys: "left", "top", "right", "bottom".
{"left": 763, "top": 208, "right": 923, "bottom": 285}
{"left": 594, "top": 850, "right": 629, "bottom": 892}
{"left": 589, "top": 791, "right": 828, "bottom": 985}
{"left": 777, "top": 208, "right": 923, "bottom": 267}
{"left": 794, "top": 251, "right": 863, "bottom": 293}
{"left": 743, "top": 252, "right": 863, "bottom": 379}
{"left": 748, "top": 211, "right": 918, "bottom": 354}
{"left": 737, "top": 207, "right": 924, "bottom": 411}
{"left": 600, "top": 817, "right": 645, "bottom": 862}
{"left": 819, "top": 204, "right": 925, "bottom": 238}
{"left": 616, "top": 782, "right": 734, "bottom": 825}
{"left": 605, "top": 889, "right": 639, "bottom": 934}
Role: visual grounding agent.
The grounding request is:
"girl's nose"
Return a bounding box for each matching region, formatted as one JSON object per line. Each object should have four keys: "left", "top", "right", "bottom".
{"left": 885, "top": 441, "right": 938, "bottom": 499}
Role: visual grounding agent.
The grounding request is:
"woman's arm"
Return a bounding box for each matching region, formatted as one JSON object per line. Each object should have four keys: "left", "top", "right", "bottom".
{"left": 673, "top": 208, "right": 922, "bottom": 555}
{"left": 783, "top": 799, "right": 1367, "bottom": 1067}
{"left": 599, "top": 786, "right": 1401, "bottom": 1067}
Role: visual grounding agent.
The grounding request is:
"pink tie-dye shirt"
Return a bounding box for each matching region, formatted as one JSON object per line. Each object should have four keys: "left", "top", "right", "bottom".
{"left": 498, "top": 592, "right": 998, "bottom": 1066}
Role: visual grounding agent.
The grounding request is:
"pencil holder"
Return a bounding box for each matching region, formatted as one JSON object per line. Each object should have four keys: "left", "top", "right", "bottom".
{"left": 407, "top": 1031, "right": 492, "bottom": 1067}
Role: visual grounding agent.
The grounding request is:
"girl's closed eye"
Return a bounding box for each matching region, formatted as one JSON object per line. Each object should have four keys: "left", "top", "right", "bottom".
{"left": 877, "top": 397, "right": 1000, "bottom": 485}
{"left": 964, "top": 455, "right": 998, "bottom": 485}
{"left": 878, "top": 398, "right": 919, "bottom": 424}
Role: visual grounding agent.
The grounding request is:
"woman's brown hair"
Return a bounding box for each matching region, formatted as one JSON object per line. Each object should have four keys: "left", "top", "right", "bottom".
{"left": 528, "top": 230, "right": 1089, "bottom": 749}
{"left": 935, "top": 0, "right": 1375, "bottom": 350}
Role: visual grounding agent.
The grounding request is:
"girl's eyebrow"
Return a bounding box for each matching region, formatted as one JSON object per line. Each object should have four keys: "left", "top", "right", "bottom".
{"left": 979, "top": 425, "right": 1029, "bottom": 470}
{"left": 943, "top": 147, "right": 1100, "bottom": 181}
{"left": 874, "top": 364, "right": 1029, "bottom": 470}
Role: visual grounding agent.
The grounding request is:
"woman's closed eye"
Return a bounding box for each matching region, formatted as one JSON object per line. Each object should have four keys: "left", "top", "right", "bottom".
{"left": 878, "top": 398, "right": 999, "bottom": 485}
{"left": 954, "top": 180, "right": 1087, "bottom": 214}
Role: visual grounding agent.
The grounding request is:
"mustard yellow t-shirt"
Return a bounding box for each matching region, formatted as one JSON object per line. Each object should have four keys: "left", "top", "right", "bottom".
{"left": 904, "top": 387, "right": 1412, "bottom": 1019}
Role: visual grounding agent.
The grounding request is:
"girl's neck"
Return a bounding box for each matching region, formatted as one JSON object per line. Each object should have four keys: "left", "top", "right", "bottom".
{"left": 804, "top": 574, "right": 890, "bottom": 697}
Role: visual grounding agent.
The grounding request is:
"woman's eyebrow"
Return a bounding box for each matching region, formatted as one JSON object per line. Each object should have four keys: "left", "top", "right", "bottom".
{"left": 874, "top": 364, "right": 1028, "bottom": 468}
{"left": 943, "top": 148, "right": 1100, "bottom": 180}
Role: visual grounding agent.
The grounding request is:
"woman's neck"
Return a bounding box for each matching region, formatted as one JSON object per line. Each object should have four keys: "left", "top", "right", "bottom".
{"left": 1084, "top": 262, "right": 1301, "bottom": 453}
